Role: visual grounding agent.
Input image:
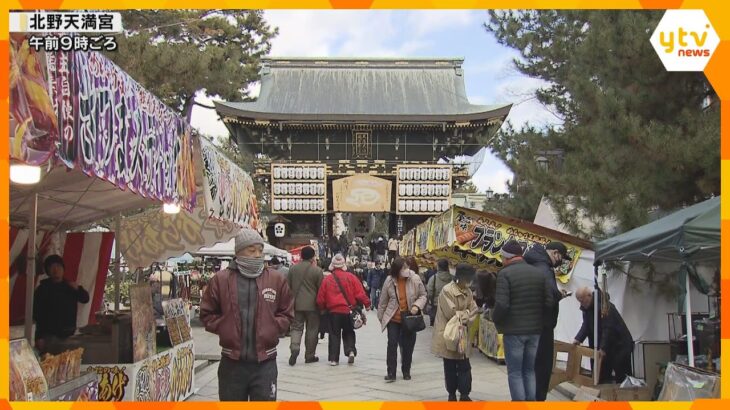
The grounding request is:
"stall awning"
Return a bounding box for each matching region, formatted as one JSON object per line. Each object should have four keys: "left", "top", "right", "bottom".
{"left": 595, "top": 196, "right": 720, "bottom": 263}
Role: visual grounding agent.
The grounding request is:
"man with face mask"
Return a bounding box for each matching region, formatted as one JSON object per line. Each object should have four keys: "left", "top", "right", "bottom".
{"left": 200, "top": 228, "right": 294, "bottom": 401}
{"left": 523, "top": 241, "right": 572, "bottom": 401}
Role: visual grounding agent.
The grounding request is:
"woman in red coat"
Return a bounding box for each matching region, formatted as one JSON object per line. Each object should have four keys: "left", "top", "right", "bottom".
{"left": 317, "top": 253, "right": 371, "bottom": 366}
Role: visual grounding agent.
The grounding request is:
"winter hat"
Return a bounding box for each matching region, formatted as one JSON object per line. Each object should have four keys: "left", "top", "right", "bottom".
{"left": 329, "top": 253, "right": 347, "bottom": 270}
{"left": 501, "top": 240, "right": 524, "bottom": 260}
{"left": 454, "top": 263, "right": 476, "bottom": 282}
{"left": 234, "top": 228, "right": 264, "bottom": 254}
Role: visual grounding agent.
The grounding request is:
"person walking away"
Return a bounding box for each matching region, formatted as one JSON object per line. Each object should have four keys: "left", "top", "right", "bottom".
{"left": 377, "top": 257, "right": 427, "bottom": 382}
{"left": 200, "top": 228, "right": 294, "bottom": 401}
{"left": 523, "top": 241, "right": 572, "bottom": 401}
{"left": 287, "top": 246, "right": 324, "bottom": 366}
{"left": 427, "top": 259, "right": 453, "bottom": 326}
{"left": 432, "top": 264, "right": 479, "bottom": 401}
{"left": 573, "top": 287, "right": 634, "bottom": 383}
{"left": 375, "top": 237, "right": 388, "bottom": 263}
{"left": 388, "top": 235, "right": 400, "bottom": 262}
{"left": 33, "top": 255, "right": 90, "bottom": 354}
{"left": 493, "top": 240, "right": 555, "bottom": 401}
{"left": 367, "top": 262, "right": 385, "bottom": 310}
{"left": 316, "top": 254, "right": 371, "bottom": 365}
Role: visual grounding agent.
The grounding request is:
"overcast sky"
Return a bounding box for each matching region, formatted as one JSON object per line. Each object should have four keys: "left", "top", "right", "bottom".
{"left": 190, "top": 10, "right": 558, "bottom": 193}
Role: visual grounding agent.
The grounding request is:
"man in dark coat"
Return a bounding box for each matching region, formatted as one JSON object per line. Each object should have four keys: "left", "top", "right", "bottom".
{"left": 573, "top": 287, "right": 634, "bottom": 384}
{"left": 523, "top": 242, "right": 571, "bottom": 401}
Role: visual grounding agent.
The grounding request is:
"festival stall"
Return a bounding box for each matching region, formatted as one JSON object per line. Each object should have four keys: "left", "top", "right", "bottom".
{"left": 9, "top": 35, "right": 198, "bottom": 401}
{"left": 401, "top": 205, "right": 592, "bottom": 362}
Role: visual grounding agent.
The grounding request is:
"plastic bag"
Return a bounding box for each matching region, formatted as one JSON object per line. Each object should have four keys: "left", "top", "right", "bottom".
{"left": 657, "top": 362, "right": 720, "bottom": 400}
{"left": 620, "top": 376, "right": 647, "bottom": 389}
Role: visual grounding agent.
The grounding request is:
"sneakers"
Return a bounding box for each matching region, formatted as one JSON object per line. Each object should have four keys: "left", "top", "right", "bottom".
{"left": 460, "top": 395, "right": 472, "bottom": 401}
{"left": 304, "top": 357, "right": 319, "bottom": 364}
{"left": 347, "top": 352, "right": 355, "bottom": 364}
{"left": 288, "top": 352, "right": 298, "bottom": 366}
{"left": 384, "top": 374, "right": 396, "bottom": 383}
{"left": 329, "top": 361, "right": 338, "bottom": 366}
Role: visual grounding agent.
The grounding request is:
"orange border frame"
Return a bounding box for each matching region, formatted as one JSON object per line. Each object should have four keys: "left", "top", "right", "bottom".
{"left": 1, "top": 1, "right": 728, "bottom": 408}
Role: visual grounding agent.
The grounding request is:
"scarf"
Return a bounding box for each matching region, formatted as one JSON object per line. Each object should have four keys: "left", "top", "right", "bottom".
{"left": 235, "top": 256, "right": 265, "bottom": 278}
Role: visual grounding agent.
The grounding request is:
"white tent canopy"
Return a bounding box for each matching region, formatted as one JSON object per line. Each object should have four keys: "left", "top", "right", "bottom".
{"left": 194, "top": 239, "right": 291, "bottom": 260}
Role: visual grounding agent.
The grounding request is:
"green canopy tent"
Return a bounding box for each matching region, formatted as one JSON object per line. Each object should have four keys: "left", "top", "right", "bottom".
{"left": 595, "top": 196, "right": 720, "bottom": 368}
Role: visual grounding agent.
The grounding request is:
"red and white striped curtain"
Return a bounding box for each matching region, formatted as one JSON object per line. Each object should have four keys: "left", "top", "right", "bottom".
{"left": 9, "top": 227, "right": 115, "bottom": 328}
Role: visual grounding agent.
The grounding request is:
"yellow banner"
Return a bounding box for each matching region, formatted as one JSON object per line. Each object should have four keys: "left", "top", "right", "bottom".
{"left": 332, "top": 174, "right": 392, "bottom": 212}
{"left": 415, "top": 220, "right": 432, "bottom": 255}
{"left": 428, "top": 208, "right": 453, "bottom": 253}
{"left": 401, "top": 230, "right": 416, "bottom": 258}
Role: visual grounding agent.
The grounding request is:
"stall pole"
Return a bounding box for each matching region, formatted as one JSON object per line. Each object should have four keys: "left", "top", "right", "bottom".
{"left": 685, "top": 268, "right": 695, "bottom": 367}
{"left": 24, "top": 193, "right": 38, "bottom": 342}
{"left": 593, "top": 261, "right": 600, "bottom": 385}
{"left": 114, "top": 213, "right": 121, "bottom": 311}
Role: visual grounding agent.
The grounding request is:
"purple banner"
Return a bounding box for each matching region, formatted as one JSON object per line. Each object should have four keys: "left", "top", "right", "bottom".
{"left": 46, "top": 51, "right": 196, "bottom": 210}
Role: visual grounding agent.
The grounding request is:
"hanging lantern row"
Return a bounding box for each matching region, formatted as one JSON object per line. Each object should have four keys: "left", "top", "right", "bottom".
{"left": 273, "top": 183, "right": 326, "bottom": 196}
{"left": 398, "top": 167, "right": 450, "bottom": 181}
{"left": 272, "top": 165, "right": 326, "bottom": 180}
{"left": 398, "top": 199, "right": 450, "bottom": 213}
{"left": 273, "top": 199, "right": 326, "bottom": 212}
{"left": 398, "top": 184, "right": 451, "bottom": 197}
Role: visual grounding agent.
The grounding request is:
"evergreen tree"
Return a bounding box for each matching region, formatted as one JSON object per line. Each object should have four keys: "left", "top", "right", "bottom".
{"left": 106, "top": 10, "right": 277, "bottom": 119}
{"left": 485, "top": 10, "right": 719, "bottom": 238}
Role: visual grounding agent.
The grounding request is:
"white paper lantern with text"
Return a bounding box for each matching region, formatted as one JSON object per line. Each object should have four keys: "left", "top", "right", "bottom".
{"left": 413, "top": 201, "right": 421, "bottom": 212}
{"left": 399, "top": 200, "right": 406, "bottom": 212}
{"left": 274, "top": 167, "right": 282, "bottom": 179}
{"left": 274, "top": 199, "right": 281, "bottom": 211}
{"left": 413, "top": 185, "right": 421, "bottom": 196}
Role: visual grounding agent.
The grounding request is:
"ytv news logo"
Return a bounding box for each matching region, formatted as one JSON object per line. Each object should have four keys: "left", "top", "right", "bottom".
{"left": 650, "top": 10, "right": 719, "bottom": 71}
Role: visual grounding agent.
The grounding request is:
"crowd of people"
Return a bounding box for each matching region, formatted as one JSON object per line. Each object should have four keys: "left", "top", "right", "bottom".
{"left": 199, "top": 227, "right": 634, "bottom": 402}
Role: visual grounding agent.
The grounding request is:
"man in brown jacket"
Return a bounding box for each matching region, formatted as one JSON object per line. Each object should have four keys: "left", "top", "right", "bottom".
{"left": 200, "top": 228, "right": 294, "bottom": 401}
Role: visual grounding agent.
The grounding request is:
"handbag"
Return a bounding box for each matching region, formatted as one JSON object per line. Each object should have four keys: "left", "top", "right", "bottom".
{"left": 393, "top": 281, "right": 426, "bottom": 333}
{"left": 331, "top": 271, "right": 364, "bottom": 330}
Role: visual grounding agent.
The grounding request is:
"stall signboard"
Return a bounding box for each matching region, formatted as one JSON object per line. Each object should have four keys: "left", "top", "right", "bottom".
{"left": 119, "top": 202, "right": 239, "bottom": 271}
{"left": 163, "top": 299, "right": 192, "bottom": 346}
{"left": 45, "top": 50, "right": 197, "bottom": 211}
{"left": 403, "top": 206, "right": 585, "bottom": 281}
{"left": 200, "top": 138, "right": 260, "bottom": 230}
{"left": 9, "top": 339, "right": 49, "bottom": 401}
{"left": 332, "top": 174, "right": 392, "bottom": 212}
{"left": 9, "top": 34, "right": 58, "bottom": 166}
{"left": 401, "top": 230, "right": 416, "bottom": 259}
{"left": 82, "top": 339, "right": 195, "bottom": 402}
{"left": 130, "top": 283, "right": 156, "bottom": 362}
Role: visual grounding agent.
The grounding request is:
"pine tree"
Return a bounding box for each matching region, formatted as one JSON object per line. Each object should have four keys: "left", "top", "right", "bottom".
{"left": 485, "top": 10, "right": 719, "bottom": 238}
{"left": 106, "top": 10, "right": 277, "bottom": 120}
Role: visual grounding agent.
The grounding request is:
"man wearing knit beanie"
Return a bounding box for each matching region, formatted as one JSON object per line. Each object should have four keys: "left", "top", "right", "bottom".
{"left": 200, "top": 227, "right": 294, "bottom": 401}
{"left": 493, "top": 240, "right": 555, "bottom": 401}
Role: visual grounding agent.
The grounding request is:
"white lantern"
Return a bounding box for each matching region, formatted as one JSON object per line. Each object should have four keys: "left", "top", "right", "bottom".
{"left": 413, "top": 169, "right": 421, "bottom": 181}
{"left": 273, "top": 184, "right": 281, "bottom": 195}
{"left": 274, "top": 199, "right": 281, "bottom": 211}
{"left": 408, "top": 168, "right": 415, "bottom": 180}
{"left": 427, "top": 200, "right": 435, "bottom": 212}
{"left": 420, "top": 200, "right": 428, "bottom": 211}
{"left": 319, "top": 199, "right": 325, "bottom": 210}
{"left": 399, "top": 168, "right": 407, "bottom": 180}
{"left": 303, "top": 200, "right": 310, "bottom": 211}
{"left": 406, "top": 200, "right": 413, "bottom": 212}
{"left": 282, "top": 199, "right": 289, "bottom": 211}
{"left": 399, "top": 200, "right": 406, "bottom": 212}
{"left": 435, "top": 201, "right": 443, "bottom": 212}
{"left": 420, "top": 169, "right": 428, "bottom": 180}
{"left": 303, "top": 184, "right": 311, "bottom": 195}
{"left": 317, "top": 168, "right": 325, "bottom": 179}
{"left": 443, "top": 169, "right": 450, "bottom": 180}
{"left": 293, "top": 199, "right": 301, "bottom": 210}
{"left": 443, "top": 185, "right": 450, "bottom": 196}
{"left": 413, "top": 201, "right": 421, "bottom": 212}
{"left": 427, "top": 169, "right": 435, "bottom": 181}
{"left": 413, "top": 185, "right": 421, "bottom": 196}
{"left": 318, "top": 184, "right": 325, "bottom": 195}
{"left": 419, "top": 184, "right": 427, "bottom": 196}
{"left": 406, "top": 184, "right": 413, "bottom": 196}
{"left": 303, "top": 168, "right": 310, "bottom": 179}
{"left": 427, "top": 185, "right": 435, "bottom": 196}
{"left": 399, "top": 184, "right": 406, "bottom": 196}
{"left": 274, "top": 223, "right": 286, "bottom": 237}
{"left": 279, "top": 184, "right": 287, "bottom": 195}
{"left": 294, "top": 184, "right": 302, "bottom": 195}
{"left": 273, "top": 167, "right": 281, "bottom": 179}
{"left": 442, "top": 200, "right": 449, "bottom": 210}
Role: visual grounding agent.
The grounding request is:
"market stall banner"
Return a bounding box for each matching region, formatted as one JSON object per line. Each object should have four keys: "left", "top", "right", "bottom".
{"left": 401, "top": 230, "right": 416, "bottom": 258}
{"left": 200, "top": 138, "right": 260, "bottom": 229}
{"left": 10, "top": 34, "right": 58, "bottom": 165}
{"left": 163, "top": 299, "right": 192, "bottom": 346}
{"left": 130, "top": 283, "right": 156, "bottom": 363}
{"left": 451, "top": 207, "right": 583, "bottom": 280}
{"left": 9, "top": 228, "right": 114, "bottom": 327}
{"left": 119, "top": 202, "right": 240, "bottom": 271}
{"left": 10, "top": 339, "right": 49, "bottom": 401}
{"left": 428, "top": 208, "right": 454, "bottom": 253}
{"left": 415, "top": 219, "right": 432, "bottom": 255}
{"left": 332, "top": 174, "right": 392, "bottom": 212}
{"left": 82, "top": 339, "right": 195, "bottom": 402}
{"left": 45, "top": 50, "right": 196, "bottom": 210}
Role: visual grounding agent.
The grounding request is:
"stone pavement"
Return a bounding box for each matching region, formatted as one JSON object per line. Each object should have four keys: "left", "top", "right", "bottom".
{"left": 187, "top": 309, "right": 569, "bottom": 402}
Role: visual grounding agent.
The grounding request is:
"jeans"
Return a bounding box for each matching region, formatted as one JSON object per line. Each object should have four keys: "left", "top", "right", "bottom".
{"left": 386, "top": 321, "right": 417, "bottom": 376}
{"left": 535, "top": 328, "right": 554, "bottom": 401}
{"left": 289, "top": 311, "right": 320, "bottom": 360}
{"left": 443, "top": 358, "right": 472, "bottom": 396}
{"left": 218, "top": 357, "right": 278, "bottom": 401}
{"left": 503, "top": 334, "right": 540, "bottom": 401}
{"left": 370, "top": 287, "right": 380, "bottom": 309}
{"left": 329, "top": 313, "right": 356, "bottom": 362}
